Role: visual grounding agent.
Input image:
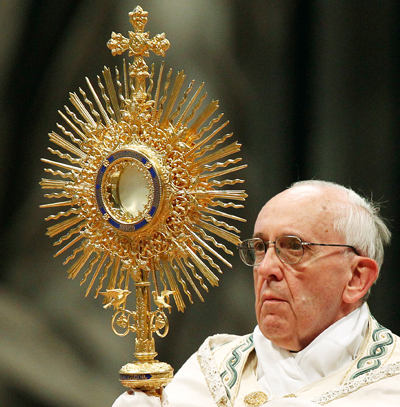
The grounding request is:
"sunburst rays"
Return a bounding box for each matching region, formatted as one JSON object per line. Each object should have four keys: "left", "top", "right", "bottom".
{"left": 41, "top": 58, "right": 247, "bottom": 313}
{"left": 41, "top": 2, "right": 248, "bottom": 322}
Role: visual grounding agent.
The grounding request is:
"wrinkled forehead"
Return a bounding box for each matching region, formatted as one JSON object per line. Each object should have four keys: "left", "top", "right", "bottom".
{"left": 255, "top": 185, "right": 348, "bottom": 239}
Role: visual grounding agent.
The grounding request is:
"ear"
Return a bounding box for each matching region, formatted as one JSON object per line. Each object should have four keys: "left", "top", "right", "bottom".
{"left": 342, "top": 257, "right": 379, "bottom": 304}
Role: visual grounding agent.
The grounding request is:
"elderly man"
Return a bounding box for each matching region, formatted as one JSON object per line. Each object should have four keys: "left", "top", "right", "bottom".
{"left": 113, "top": 180, "right": 400, "bottom": 406}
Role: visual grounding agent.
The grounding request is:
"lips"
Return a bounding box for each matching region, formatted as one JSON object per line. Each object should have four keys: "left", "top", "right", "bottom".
{"left": 261, "top": 293, "right": 285, "bottom": 303}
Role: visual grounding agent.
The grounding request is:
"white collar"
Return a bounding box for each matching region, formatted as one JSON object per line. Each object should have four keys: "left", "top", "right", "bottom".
{"left": 253, "top": 303, "right": 369, "bottom": 397}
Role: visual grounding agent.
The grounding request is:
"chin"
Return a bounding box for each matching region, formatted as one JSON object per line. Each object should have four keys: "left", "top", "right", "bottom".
{"left": 264, "top": 331, "right": 300, "bottom": 351}
{"left": 259, "top": 315, "right": 297, "bottom": 349}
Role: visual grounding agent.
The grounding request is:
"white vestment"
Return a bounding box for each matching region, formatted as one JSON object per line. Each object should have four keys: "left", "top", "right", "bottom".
{"left": 252, "top": 304, "right": 369, "bottom": 398}
{"left": 113, "top": 306, "right": 400, "bottom": 406}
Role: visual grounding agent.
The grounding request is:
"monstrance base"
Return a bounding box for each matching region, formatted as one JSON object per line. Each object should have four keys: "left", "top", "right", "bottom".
{"left": 119, "top": 360, "right": 174, "bottom": 393}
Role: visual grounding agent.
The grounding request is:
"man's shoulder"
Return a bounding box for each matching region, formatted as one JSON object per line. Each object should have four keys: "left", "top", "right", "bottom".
{"left": 199, "top": 332, "right": 253, "bottom": 353}
{"left": 361, "top": 313, "right": 400, "bottom": 363}
{"left": 191, "top": 333, "right": 255, "bottom": 406}
{"left": 337, "top": 313, "right": 400, "bottom": 387}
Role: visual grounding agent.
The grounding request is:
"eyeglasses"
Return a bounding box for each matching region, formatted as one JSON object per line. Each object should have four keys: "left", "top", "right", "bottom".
{"left": 238, "top": 235, "right": 359, "bottom": 266}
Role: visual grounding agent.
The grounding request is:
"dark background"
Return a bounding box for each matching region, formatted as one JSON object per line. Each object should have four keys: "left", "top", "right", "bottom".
{"left": 1, "top": 1, "right": 399, "bottom": 406}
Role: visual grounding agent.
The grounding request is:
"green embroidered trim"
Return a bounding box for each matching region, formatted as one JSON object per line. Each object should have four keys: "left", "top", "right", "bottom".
{"left": 350, "top": 322, "right": 393, "bottom": 380}
{"left": 313, "top": 361, "right": 400, "bottom": 405}
{"left": 220, "top": 334, "right": 254, "bottom": 400}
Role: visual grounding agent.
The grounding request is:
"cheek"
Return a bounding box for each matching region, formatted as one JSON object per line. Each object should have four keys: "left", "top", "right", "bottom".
{"left": 290, "top": 276, "right": 340, "bottom": 319}
{"left": 253, "top": 268, "right": 259, "bottom": 292}
{"left": 284, "top": 274, "right": 322, "bottom": 317}
{"left": 253, "top": 270, "right": 264, "bottom": 297}
{"left": 253, "top": 270, "right": 263, "bottom": 313}
{"left": 292, "top": 293, "right": 320, "bottom": 321}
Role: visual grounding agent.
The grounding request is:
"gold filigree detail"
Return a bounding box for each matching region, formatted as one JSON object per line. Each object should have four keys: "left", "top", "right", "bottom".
{"left": 41, "top": 6, "right": 246, "bottom": 314}
{"left": 103, "top": 158, "right": 154, "bottom": 223}
{"left": 244, "top": 391, "right": 268, "bottom": 407}
{"left": 40, "top": 6, "right": 247, "bottom": 392}
{"left": 100, "top": 288, "right": 131, "bottom": 310}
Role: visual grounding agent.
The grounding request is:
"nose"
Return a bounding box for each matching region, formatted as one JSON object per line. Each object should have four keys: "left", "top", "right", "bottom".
{"left": 255, "top": 242, "right": 284, "bottom": 280}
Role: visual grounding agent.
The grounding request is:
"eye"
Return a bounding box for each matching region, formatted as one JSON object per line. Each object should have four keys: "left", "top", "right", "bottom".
{"left": 277, "top": 236, "right": 303, "bottom": 253}
{"left": 275, "top": 236, "right": 303, "bottom": 264}
{"left": 239, "top": 239, "right": 265, "bottom": 266}
{"left": 284, "top": 237, "right": 302, "bottom": 251}
{"left": 253, "top": 239, "right": 265, "bottom": 253}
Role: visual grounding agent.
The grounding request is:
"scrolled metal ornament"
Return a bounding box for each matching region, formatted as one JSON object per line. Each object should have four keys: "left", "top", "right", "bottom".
{"left": 40, "top": 5, "right": 247, "bottom": 394}
{"left": 149, "top": 308, "right": 169, "bottom": 338}
{"left": 112, "top": 308, "right": 136, "bottom": 337}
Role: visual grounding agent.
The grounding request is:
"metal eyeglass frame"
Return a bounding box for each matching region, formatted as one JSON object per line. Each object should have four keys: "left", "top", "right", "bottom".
{"left": 238, "top": 235, "right": 360, "bottom": 266}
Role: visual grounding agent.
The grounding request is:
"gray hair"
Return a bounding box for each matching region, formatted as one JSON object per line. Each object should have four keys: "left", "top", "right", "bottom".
{"left": 290, "top": 180, "right": 391, "bottom": 270}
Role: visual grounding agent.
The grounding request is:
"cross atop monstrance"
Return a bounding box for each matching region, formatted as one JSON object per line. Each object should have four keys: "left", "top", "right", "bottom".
{"left": 107, "top": 6, "right": 170, "bottom": 101}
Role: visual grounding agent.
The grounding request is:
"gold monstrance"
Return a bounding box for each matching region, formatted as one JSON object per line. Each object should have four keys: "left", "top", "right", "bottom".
{"left": 40, "top": 6, "right": 247, "bottom": 393}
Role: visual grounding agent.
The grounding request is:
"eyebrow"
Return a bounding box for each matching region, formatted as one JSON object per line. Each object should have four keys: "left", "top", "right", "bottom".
{"left": 253, "top": 232, "right": 308, "bottom": 242}
{"left": 253, "top": 232, "right": 264, "bottom": 239}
